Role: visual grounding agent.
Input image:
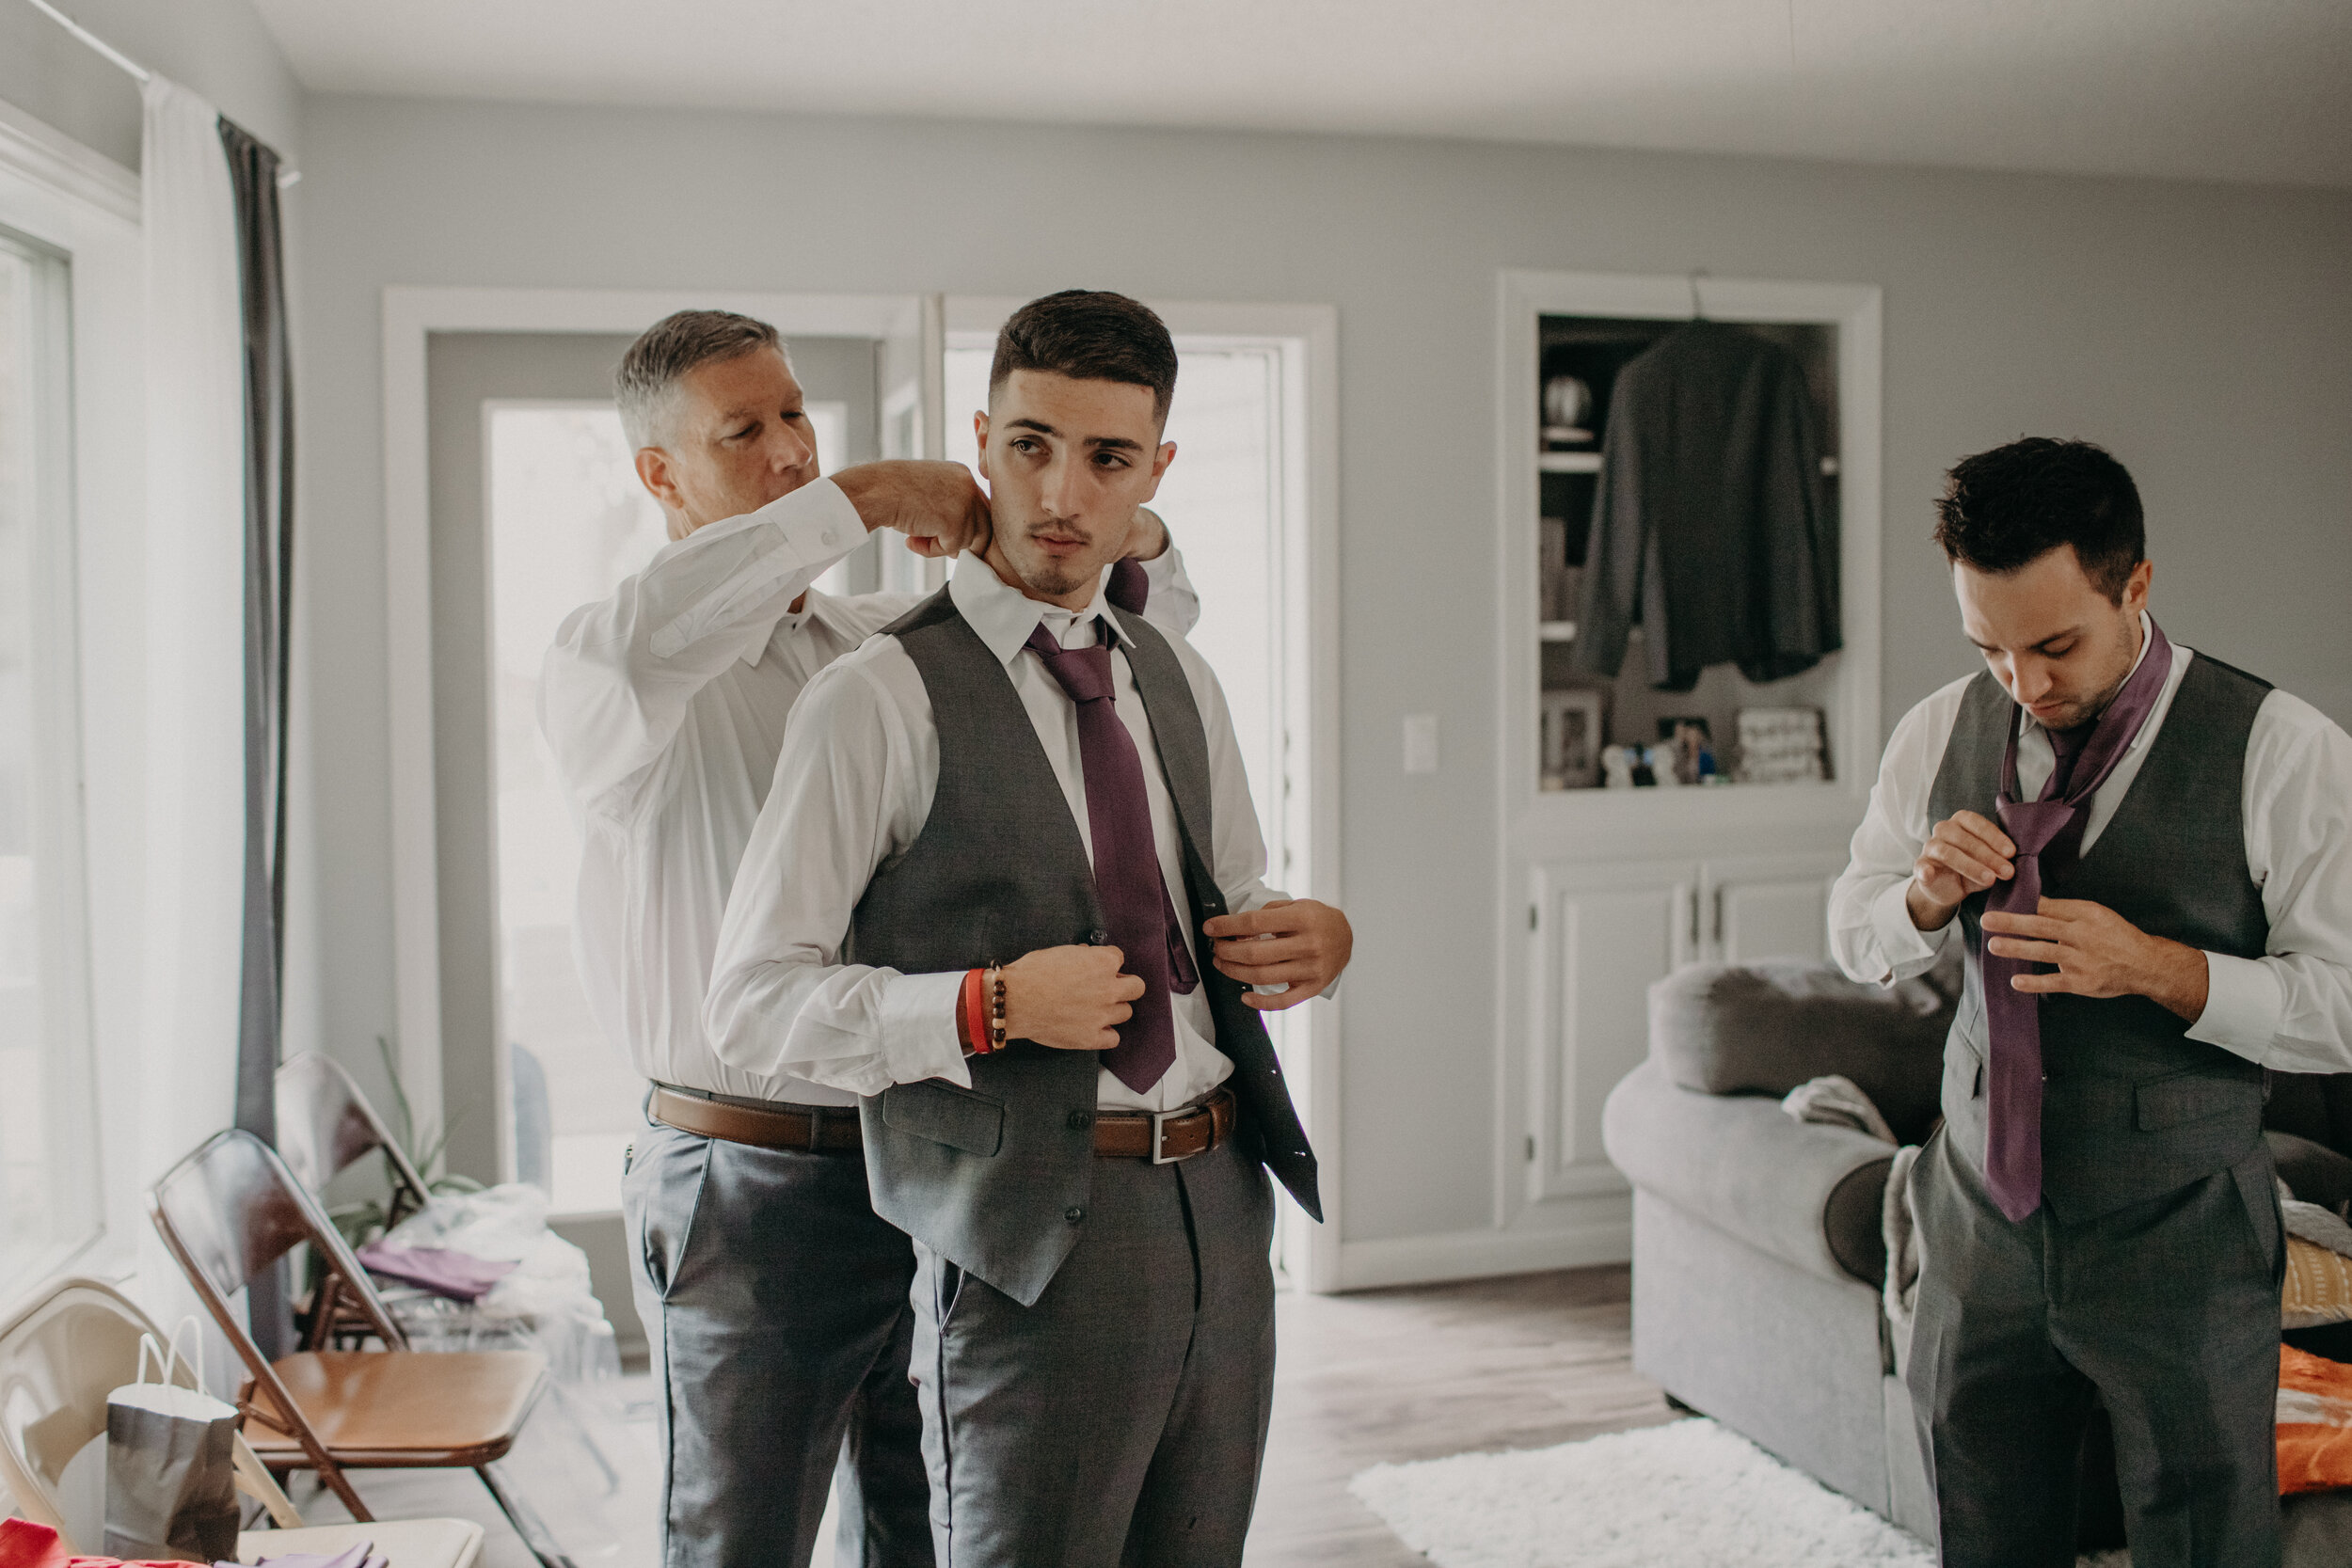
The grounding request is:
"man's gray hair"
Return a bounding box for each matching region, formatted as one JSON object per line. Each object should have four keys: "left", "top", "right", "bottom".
{"left": 614, "top": 309, "right": 783, "bottom": 451}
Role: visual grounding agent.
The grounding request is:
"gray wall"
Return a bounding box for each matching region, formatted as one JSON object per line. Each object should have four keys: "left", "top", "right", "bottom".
{"left": 293, "top": 95, "right": 2352, "bottom": 1253}
{"left": 0, "top": 0, "right": 300, "bottom": 171}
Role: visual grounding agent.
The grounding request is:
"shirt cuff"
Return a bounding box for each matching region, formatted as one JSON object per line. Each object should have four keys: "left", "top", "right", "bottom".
{"left": 881, "top": 968, "right": 974, "bottom": 1088}
{"left": 2186, "top": 952, "right": 2285, "bottom": 1058}
{"left": 1865, "top": 879, "right": 1945, "bottom": 982}
{"left": 647, "top": 479, "right": 865, "bottom": 657}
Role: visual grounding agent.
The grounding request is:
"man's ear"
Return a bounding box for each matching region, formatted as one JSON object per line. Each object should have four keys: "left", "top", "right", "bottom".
{"left": 2121, "top": 558, "right": 2153, "bottom": 615}
{"left": 635, "top": 446, "right": 680, "bottom": 509}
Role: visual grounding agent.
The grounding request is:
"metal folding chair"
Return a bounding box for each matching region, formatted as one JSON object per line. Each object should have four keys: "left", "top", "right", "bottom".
{"left": 148, "top": 1129, "right": 575, "bottom": 1567}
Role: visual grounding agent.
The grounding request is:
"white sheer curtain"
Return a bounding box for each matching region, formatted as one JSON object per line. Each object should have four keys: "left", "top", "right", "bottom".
{"left": 133, "top": 74, "right": 246, "bottom": 1336}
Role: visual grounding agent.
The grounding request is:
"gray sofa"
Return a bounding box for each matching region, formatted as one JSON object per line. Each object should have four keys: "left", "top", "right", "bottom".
{"left": 1602, "top": 955, "right": 2352, "bottom": 1553}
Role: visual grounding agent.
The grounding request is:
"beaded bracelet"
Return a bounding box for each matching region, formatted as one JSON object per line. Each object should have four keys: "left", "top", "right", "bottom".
{"left": 987, "top": 964, "right": 1008, "bottom": 1054}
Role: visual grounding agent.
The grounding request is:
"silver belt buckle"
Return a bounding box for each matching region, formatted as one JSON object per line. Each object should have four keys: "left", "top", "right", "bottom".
{"left": 1151, "top": 1106, "right": 1185, "bottom": 1165}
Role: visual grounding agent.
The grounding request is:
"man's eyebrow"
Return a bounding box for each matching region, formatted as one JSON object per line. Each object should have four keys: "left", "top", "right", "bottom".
{"left": 1006, "top": 417, "right": 1144, "bottom": 453}
{"left": 1967, "top": 626, "right": 2084, "bottom": 654}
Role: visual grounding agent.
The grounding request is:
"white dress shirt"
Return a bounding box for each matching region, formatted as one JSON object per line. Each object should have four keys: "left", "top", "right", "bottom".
{"left": 704, "top": 553, "right": 1287, "bottom": 1114}
{"left": 1830, "top": 613, "right": 2352, "bottom": 1075}
{"left": 540, "top": 479, "right": 1200, "bottom": 1106}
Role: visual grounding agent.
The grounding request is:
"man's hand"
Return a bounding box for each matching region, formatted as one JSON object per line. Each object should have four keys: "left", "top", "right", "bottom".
{"left": 1201, "top": 899, "right": 1353, "bottom": 1012}
{"left": 1907, "top": 810, "right": 2016, "bottom": 931}
{"left": 1982, "top": 897, "right": 2211, "bottom": 1022}
{"left": 1124, "top": 506, "right": 1169, "bottom": 562}
{"left": 832, "top": 461, "right": 992, "bottom": 561}
{"left": 999, "top": 944, "right": 1146, "bottom": 1052}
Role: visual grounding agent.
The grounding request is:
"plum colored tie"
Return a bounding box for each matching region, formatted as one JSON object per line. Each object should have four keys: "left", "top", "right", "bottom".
{"left": 1025, "top": 619, "right": 1197, "bottom": 1093}
{"left": 1979, "top": 619, "right": 2174, "bottom": 1222}
{"left": 1105, "top": 556, "right": 1150, "bottom": 616}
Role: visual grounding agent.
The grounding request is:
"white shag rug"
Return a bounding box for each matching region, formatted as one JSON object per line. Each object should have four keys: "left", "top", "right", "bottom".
{"left": 1350, "top": 1417, "right": 2130, "bottom": 1568}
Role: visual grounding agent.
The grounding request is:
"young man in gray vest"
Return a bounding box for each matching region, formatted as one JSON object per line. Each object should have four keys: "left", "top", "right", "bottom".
{"left": 541, "top": 309, "right": 1200, "bottom": 1568}
{"left": 705, "top": 289, "right": 1353, "bottom": 1567}
{"left": 1831, "top": 437, "right": 2352, "bottom": 1567}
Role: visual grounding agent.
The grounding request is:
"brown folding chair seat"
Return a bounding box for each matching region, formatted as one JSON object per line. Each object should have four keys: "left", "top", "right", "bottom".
{"left": 148, "top": 1129, "right": 572, "bottom": 1567}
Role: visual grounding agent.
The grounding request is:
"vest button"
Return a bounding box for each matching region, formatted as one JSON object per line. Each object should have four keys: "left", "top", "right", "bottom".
{"left": 1068, "top": 1110, "right": 1093, "bottom": 1130}
{"left": 1087, "top": 928, "right": 1111, "bottom": 945}
{"left": 1065, "top": 1206, "right": 1086, "bottom": 1225}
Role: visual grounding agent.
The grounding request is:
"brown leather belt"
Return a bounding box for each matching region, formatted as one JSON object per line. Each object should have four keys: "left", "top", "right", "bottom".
{"left": 1093, "top": 1089, "right": 1237, "bottom": 1164}
{"left": 648, "top": 1085, "right": 865, "bottom": 1153}
{"left": 651, "top": 1083, "right": 1237, "bottom": 1164}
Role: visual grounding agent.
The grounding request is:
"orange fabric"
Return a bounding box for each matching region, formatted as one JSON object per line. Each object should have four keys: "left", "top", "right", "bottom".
{"left": 2279, "top": 1345, "right": 2352, "bottom": 1494}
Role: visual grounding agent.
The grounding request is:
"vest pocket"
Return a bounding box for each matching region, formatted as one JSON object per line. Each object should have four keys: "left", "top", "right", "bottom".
{"left": 883, "top": 1079, "right": 1007, "bottom": 1156}
{"left": 2135, "top": 1069, "right": 2251, "bottom": 1132}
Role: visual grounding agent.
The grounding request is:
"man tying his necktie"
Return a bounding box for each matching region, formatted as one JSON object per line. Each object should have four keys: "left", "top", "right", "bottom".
{"left": 1829, "top": 438, "right": 2352, "bottom": 1568}
{"left": 702, "top": 289, "right": 1353, "bottom": 1567}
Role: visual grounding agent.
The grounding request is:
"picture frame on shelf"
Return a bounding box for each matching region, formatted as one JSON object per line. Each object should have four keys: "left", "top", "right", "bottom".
{"left": 1540, "top": 689, "right": 1607, "bottom": 789}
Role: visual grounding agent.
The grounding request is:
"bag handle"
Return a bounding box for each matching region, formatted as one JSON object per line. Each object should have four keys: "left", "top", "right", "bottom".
{"left": 134, "top": 1315, "right": 210, "bottom": 1394}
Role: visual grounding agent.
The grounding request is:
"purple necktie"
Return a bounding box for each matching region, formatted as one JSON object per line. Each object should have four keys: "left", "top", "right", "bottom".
{"left": 1105, "top": 556, "right": 1150, "bottom": 616}
{"left": 1025, "top": 619, "right": 1198, "bottom": 1093}
{"left": 1979, "top": 619, "right": 2174, "bottom": 1221}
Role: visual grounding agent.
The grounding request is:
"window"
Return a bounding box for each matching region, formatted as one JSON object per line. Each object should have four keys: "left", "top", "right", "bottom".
{"left": 484, "top": 401, "right": 846, "bottom": 1215}
{"left": 0, "top": 225, "right": 99, "bottom": 1297}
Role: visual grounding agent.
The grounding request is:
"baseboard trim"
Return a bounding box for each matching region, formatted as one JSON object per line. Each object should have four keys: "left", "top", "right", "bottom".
{"left": 1333, "top": 1216, "right": 1632, "bottom": 1291}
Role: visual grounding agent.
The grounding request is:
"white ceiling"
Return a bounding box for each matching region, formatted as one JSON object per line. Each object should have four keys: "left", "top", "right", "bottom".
{"left": 253, "top": 0, "right": 2352, "bottom": 189}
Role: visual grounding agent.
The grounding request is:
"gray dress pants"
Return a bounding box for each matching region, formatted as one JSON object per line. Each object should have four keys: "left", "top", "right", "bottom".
{"left": 908, "top": 1133, "right": 1278, "bottom": 1568}
{"left": 623, "top": 1122, "right": 932, "bottom": 1568}
{"left": 1907, "top": 1123, "right": 2284, "bottom": 1568}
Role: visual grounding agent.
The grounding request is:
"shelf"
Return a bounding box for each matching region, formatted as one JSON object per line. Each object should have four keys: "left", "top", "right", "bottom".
{"left": 1537, "top": 621, "right": 1578, "bottom": 642}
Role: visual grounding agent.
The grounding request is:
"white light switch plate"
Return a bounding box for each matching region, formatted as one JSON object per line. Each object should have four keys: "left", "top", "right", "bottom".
{"left": 1403, "top": 713, "right": 1439, "bottom": 774}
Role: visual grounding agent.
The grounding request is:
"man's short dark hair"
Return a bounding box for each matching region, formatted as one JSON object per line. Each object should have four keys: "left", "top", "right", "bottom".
{"left": 615, "top": 309, "right": 782, "bottom": 449}
{"left": 1933, "top": 437, "right": 2145, "bottom": 602}
{"left": 990, "top": 290, "right": 1178, "bottom": 423}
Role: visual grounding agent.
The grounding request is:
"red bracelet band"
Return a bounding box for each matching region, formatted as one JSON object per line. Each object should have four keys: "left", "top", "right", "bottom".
{"left": 961, "top": 968, "right": 991, "bottom": 1054}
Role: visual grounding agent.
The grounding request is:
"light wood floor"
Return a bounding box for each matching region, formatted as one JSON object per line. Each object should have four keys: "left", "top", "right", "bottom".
{"left": 292, "top": 1265, "right": 1672, "bottom": 1566}
{"left": 1248, "top": 1264, "right": 1677, "bottom": 1565}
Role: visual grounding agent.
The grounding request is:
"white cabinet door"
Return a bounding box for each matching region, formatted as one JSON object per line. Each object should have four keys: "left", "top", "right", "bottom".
{"left": 1528, "top": 858, "right": 1699, "bottom": 1203}
{"left": 1702, "top": 851, "right": 1851, "bottom": 966}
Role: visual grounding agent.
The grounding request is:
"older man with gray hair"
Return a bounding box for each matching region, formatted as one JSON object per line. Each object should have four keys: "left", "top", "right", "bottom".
{"left": 541, "top": 309, "right": 1197, "bottom": 1568}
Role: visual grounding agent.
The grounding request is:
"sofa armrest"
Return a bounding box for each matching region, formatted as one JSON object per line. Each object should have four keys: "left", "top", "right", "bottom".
{"left": 1603, "top": 1055, "right": 1895, "bottom": 1288}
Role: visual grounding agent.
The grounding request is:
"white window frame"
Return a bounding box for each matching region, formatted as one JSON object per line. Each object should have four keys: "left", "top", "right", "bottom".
{"left": 0, "top": 98, "right": 141, "bottom": 1305}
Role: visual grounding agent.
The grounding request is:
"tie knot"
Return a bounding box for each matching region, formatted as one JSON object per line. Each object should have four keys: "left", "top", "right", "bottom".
{"left": 1025, "top": 623, "right": 1117, "bottom": 704}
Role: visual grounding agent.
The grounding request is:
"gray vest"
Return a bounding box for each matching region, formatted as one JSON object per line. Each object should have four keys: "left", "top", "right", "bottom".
{"left": 1928, "top": 652, "right": 2273, "bottom": 1222}
{"left": 847, "top": 588, "right": 1321, "bottom": 1306}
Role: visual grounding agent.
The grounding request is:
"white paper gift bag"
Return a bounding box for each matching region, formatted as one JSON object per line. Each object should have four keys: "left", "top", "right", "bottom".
{"left": 103, "top": 1318, "right": 242, "bottom": 1562}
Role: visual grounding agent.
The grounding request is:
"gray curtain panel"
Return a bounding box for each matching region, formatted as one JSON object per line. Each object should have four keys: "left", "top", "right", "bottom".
{"left": 220, "top": 115, "right": 296, "bottom": 1358}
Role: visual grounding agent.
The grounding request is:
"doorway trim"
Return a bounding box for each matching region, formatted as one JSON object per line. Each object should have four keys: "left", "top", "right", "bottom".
{"left": 379, "top": 286, "right": 926, "bottom": 1173}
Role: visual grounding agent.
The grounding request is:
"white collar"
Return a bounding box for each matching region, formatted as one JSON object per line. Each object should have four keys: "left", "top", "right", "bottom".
{"left": 947, "top": 552, "right": 1120, "bottom": 668}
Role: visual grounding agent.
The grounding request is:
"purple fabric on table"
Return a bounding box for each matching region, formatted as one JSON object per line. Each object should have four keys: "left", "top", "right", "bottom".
{"left": 354, "top": 1240, "right": 516, "bottom": 1303}
{"left": 1025, "top": 618, "right": 1196, "bottom": 1093}
{"left": 1979, "top": 618, "right": 2175, "bottom": 1223}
